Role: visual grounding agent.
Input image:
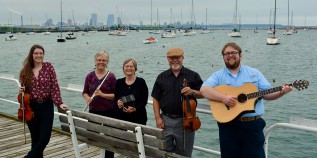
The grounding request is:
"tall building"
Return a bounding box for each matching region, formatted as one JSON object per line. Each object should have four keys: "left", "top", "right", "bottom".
{"left": 90, "top": 13, "right": 97, "bottom": 28}
{"left": 107, "top": 14, "right": 114, "bottom": 27}
{"left": 117, "top": 17, "right": 122, "bottom": 26}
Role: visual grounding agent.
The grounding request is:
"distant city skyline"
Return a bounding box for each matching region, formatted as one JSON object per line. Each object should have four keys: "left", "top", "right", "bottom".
{"left": 1, "top": 0, "right": 316, "bottom": 27}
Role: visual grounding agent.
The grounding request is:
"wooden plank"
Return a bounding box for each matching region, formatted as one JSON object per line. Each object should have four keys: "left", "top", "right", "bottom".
{"left": 61, "top": 118, "right": 166, "bottom": 150}
{"left": 0, "top": 113, "right": 101, "bottom": 158}
{"left": 71, "top": 110, "right": 164, "bottom": 138}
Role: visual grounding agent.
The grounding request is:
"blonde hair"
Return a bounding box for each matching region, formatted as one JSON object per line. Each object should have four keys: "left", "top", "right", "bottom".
{"left": 94, "top": 50, "right": 109, "bottom": 61}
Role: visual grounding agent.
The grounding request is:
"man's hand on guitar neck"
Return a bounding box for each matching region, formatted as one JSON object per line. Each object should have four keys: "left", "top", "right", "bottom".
{"left": 280, "top": 83, "right": 293, "bottom": 95}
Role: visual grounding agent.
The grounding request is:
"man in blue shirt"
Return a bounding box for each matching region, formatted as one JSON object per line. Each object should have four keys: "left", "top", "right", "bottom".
{"left": 200, "top": 42, "right": 293, "bottom": 158}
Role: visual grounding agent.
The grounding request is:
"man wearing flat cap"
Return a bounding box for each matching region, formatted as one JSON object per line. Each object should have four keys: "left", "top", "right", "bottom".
{"left": 151, "top": 48, "right": 203, "bottom": 157}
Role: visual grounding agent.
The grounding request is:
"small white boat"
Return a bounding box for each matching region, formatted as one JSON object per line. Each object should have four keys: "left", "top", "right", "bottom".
{"left": 200, "top": 29, "right": 212, "bottom": 34}
{"left": 267, "top": 0, "right": 280, "bottom": 45}
{"left": 26, "top": 31, "right": 35, "bottom": 35}
{"left": 57, "top": 35, "right": 66, "bottom": 42}
{"left": 5, "top": 35, "right": 17, "bottom": 41}
{"left": 228, "top": 30, "right": 241, "bottom": 37}
{"left": 117, "top": 30, "right": 128, "bottom": 36}
{"left": 143, "top": 36, "right": 158, "bottom": 44}
{"left": 66, "top": 32, "right": 76, "bottom": 40}
{"left": 267, "top": 36, "right": 280, "bottom": 45}
{"left": 108, "top": 30, "right": 118, "bottom": 35}
{"left": 183, "top": 30, "right": 196, "bottom": 36}
{"left": 161, "top": 32, "right": 176, "bottom": 38}
{"left": 42, "top": 31, "right": 51, "bottom": 35}
{"left": 82, "top": 32, "right": 91, "bottom": 36}
{"left": 283, "top": 29, "right": 293, "bottom": 35}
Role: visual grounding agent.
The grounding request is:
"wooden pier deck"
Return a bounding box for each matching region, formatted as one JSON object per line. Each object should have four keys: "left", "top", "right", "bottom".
{"left": 0, "top": 112, "right": 102, "bottom": 158}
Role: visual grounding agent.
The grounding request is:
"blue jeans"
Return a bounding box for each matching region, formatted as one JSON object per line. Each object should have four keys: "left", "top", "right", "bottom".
{"left": 25, "top": 100, "right": 54, "bottom": 158}
{"left": 218, "top": 118, "right": 266, "bottom": 158}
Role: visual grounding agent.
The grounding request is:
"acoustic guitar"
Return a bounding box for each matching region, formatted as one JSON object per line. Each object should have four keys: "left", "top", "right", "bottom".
{"left": 210, "top": 80, "right": 309, "bottom": 123}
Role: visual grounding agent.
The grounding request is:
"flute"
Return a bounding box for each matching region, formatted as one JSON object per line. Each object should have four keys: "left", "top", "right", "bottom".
{"left": 83, "top": 69, "right": 111, "bottom": 112}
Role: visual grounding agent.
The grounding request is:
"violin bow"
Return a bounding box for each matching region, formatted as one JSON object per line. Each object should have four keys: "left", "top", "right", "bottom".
{"left": 83, "top": 69, "right": 111, "bottom": 112}
{"left": 21, "top": 84, "right": 27, "bottom": 144}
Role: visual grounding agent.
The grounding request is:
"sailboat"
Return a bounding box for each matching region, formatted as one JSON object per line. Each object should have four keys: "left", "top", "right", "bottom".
{"left": 283, "top": 0, "right": 292, "bottom": 35}
{"left": 161, "top": 8, "right": 176, "bottom": 38}
{"left": 290, "top": 11, "right": 297, "bottom": 33}
{"left": 304, "top": 16, "right": 308, "bottom": 31}
{"left": 228, "top": 0, "right": 241, "bottom": 37}
{"left": 254, "top": 15, "right": 259, "bottom": 33}
{"left": 5, "top": 14, "right": 17, "bottom": 41}
{"left": 57, "top": 0, "right": 66, "bottom": 42}
{"left": 42, "top": 14, "right": 51, "bottom": 35}
{"left": 153, "top": 8, "right": 161, "bottom": 34}
{"left": 267, "top": 9, "right": 274, "bottom": 34}
{"left": 183, "top": 0, "right": 196, "bottom": 36}
{"left": 201, "top": 8, "right": 212, "bottom": 34}
{"left": 267, "top": 0, "right": 280, "bottom": 45}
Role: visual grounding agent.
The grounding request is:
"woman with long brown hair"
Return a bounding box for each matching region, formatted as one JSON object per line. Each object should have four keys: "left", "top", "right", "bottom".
{"left": 19, "top": 44, "right": 68, "bottom": 158}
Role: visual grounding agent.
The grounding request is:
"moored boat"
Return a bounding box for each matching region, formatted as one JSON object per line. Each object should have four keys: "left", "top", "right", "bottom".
{"left": 143, "top": 36, "right": 158, "bottom": 44}
{"left": 5, "top": 35, "right": 17, "bottom": 41}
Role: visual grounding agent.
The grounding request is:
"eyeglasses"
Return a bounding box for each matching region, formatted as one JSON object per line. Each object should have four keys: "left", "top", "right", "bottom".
{"left": 223, "top": 51, "right": 239, "bottom": 56}
{"left": 124, "top": 65, "right": 135, "bottom": 68}
{"left": 33, "top": 52, "right": 44, "bottom": 56}
{"left": 168, "top": 56, "right": 183, "bottom": 61}
{"left": 96, "top": 59, "right": 108, "bottom": 62}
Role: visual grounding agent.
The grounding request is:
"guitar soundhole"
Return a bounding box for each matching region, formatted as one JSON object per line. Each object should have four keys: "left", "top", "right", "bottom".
{"left": 237, "top": 94, "right": 247, "bottom": 103}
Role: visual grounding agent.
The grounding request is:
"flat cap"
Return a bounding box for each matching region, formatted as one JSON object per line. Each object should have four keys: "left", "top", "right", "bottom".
{"left": 167, "top": 48, "right": 184, "bottom": 57}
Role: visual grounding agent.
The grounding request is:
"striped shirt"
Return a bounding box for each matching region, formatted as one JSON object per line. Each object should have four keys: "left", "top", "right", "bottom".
{"left": 151, "top": 66, "right": 203, "bottom": 115}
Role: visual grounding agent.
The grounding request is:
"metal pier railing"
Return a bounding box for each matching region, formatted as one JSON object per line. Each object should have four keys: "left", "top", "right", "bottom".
{"left": 1, "top": 73, "right": 317, "bottom": 157}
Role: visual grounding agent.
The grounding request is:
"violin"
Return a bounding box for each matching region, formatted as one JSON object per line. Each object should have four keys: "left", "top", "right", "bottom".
{"left": 17, "top": 84, "right": 33, "bottom": 122}
{"left": 182, "top": 78, "right": 201, "bottom": 131}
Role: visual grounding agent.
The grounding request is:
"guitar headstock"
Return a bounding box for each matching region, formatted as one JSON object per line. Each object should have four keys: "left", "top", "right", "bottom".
{"left": 292, "top": 80, "right": 309, "bottom": 91}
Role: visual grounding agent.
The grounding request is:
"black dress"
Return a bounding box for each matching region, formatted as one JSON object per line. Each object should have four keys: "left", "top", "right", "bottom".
{"left": 114, "top": 77, "right": 148, "bottom": 125}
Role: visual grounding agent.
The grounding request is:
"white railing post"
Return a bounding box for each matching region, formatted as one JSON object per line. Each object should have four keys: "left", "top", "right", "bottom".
{"left": 135, "top": 126, "right": 145, "bottom": 158}
{"left": 67, "top": 110, "right": 81, "bottom": 158}
{"left": 99, "top": 149, "right": 105, "bottom": 158}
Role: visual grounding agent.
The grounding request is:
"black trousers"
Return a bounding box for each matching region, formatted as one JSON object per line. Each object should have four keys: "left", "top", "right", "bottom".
{"left": 25, "top": 100, "right": 54, "bottom": 158}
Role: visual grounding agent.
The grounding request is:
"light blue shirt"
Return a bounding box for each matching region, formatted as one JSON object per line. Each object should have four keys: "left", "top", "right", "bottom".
{"left": 202, "top": 65, "right": 272, "bottom": 117}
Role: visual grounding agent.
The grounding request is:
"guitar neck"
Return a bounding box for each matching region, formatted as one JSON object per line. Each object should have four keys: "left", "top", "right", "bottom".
{"left": 248, "top": 83, "right": 292, "bottom": 99}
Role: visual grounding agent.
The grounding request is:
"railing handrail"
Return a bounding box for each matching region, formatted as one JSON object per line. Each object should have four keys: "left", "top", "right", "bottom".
{"left": 2, "top": 74, "right": 317, "bottom": 157}
{"left": 0, "top": 74, "right": 220, "bottom": 156}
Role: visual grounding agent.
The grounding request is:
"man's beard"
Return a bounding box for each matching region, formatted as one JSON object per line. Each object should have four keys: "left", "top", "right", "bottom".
{"left": 225, "top": 60, "right": 240, "bottom": 69}
{"left": 171, "top": 64, "right": 181, "bottom": 70}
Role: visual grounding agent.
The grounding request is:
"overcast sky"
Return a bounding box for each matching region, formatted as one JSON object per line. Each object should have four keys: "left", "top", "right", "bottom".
{"left": 1, "top": 0, "right": 316, "bottom": 26}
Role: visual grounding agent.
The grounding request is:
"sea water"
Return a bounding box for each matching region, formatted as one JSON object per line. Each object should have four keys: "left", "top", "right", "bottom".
{"left": 1, "top": 30, "right": 316, "bottom": 157}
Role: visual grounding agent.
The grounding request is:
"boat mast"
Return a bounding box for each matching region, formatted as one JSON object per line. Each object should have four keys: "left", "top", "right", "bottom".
{"left": 233, "top": 0, "right": 238, "bottom": 27}
{"left": 150, "top": 0, "right": 152, "bottom": 27}
{"left": 205, "top": 8, "right": 207, "bottom": 28}
{"left": 60, "top": 0, "right": 63, "bottom": 36}
{"left": 273, "top": 0, "right": 277, "bottom": 36}
{"left": 287, "top": 0, "right": 290, "bottom": 28}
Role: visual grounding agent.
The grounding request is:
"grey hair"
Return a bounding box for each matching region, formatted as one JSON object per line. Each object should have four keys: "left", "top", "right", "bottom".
{"left": 123, "top": 58, "right": 137, "bottom": 71}
{"left": 94, "top": 50, "right": 109, "bottom": 61}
